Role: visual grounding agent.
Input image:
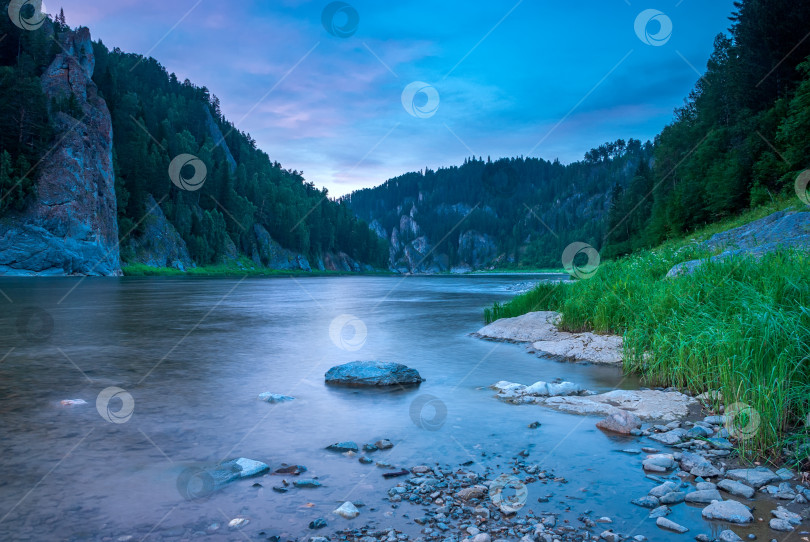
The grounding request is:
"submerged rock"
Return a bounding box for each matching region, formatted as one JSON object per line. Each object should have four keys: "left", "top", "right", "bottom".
{"left": 324, "top": 361, "right": 424, "bottom": 386}
{"left": 326, "top": 441, "right": 359, "bottom": 453}
{"left": 258, "top": 392, "right": 295, "bottom": 403}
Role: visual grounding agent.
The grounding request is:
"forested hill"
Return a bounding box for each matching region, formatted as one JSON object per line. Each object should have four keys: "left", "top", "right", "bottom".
{"left": 347, "top": 0, "right": 810, "bottom": 273}
{"left": 0, "top": 5, "right": 387, "bottom": 275}
{"left": 345, "top": 142, "right": 654, "bottom": 272}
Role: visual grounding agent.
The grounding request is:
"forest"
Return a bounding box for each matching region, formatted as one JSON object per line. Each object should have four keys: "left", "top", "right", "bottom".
{"left": 0, "top": 4, "right": 388, "bottom": 268}
{"left": 348, "top": 0, "right": 810, "bottom": 269}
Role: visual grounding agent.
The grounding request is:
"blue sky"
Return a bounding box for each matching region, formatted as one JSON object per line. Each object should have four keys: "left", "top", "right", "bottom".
{"left": 56, "top": 0, "right": 736, "bottom": 196}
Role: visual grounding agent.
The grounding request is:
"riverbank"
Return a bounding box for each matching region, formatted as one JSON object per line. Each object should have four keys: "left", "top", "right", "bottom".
{"left": 483, "top": 208, "right": 810, "bottom": 466}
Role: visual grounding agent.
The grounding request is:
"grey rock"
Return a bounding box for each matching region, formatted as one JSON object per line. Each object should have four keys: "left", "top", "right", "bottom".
{"left": 326, "top": 441, "right": 358, "bottom": 453}
{"left": 324, "top": 361, "right": 424, "bottom": 387}
{"left": 649, "top": 481, "right": 679, "bottom": 498}
{"left": 666, "top": 211, "right": 810, "bottom": 278}
{"left": 596, "top": 410, "right": 642, "bottom": 435}
{"left": 631, "top": 496, "right": 660, "bottom": 508}
{"left": 717, "top": 480, "right": 755, "bottom": 499}
{"left": 655, "top": 517, "right": 688, "bottom": 533}
{"left": 680, "top": 451, "right": 721, "bottom": 477}
{"left": 649, "top": 428, "right": 688, "bottom": 445}
{"left": 648, "top": 505, "right": 670, "bottom": 519}
{"left": 717, "top": 530, "right": 742, "bottom": 542}
{"left": 701, "top": 500, "right": 753, "bottom": 523}
{"left": 771, "top": 505, "right": 801, "bottom": 526}
{"left": 685, "top": 489, "right": 723, "bottom": 504}
{"left": 769, "top": 518, "right": 794, "bottom": 532}
{"left": 643, "top": 454, "right": 676, "bottom": 472}
{"left": 725, "top": 467, "right": 780, "bottom": 488}
{"left": 659, "top": 492, "right": 686, "bottom": 505}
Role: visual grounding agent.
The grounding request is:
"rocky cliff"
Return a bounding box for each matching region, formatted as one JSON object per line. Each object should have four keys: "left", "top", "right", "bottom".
{"left": 0, "top": 27, "right": 120, "bottom": 276}
{"left": 126, "top": 194, "right": 194, "bottom": 271}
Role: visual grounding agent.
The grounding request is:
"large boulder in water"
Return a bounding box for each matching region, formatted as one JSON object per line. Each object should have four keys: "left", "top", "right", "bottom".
{"left": 325, "top": 361, "right": 424, "bottom": 387}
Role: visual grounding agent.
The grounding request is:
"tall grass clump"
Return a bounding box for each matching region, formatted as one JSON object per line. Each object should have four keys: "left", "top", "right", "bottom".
{"left": 485, "top": 247, "right": 810, "bottom": 461}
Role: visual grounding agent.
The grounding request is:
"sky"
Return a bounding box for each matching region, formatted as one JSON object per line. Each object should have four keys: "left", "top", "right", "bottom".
{"left": 53, "top": 0, "right": 737, "bottom": 196}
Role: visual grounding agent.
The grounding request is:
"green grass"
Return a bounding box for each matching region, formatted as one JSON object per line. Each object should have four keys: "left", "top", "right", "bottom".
{"left": 485, "top": 207, "right": 810, "bottom": 463}
{"left": 122, "top": 258, "right": 393, "bottom": 277}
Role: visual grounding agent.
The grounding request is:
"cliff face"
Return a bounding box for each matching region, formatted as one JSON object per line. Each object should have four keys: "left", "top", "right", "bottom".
{"left": 0, "top": 27, "right": 120, "bottom": 276}
{"left": 126, "top": 194, "right": 194, "bottom": 271}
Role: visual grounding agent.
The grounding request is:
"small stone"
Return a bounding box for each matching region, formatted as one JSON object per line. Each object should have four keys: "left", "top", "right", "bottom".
{"left": 656, "top": 517, "right": 688, "bottom": 533}
{"left": 228, "top": 517, "right": 249, "bottom": 530}
{"left": 359, "top": 456, "right": 373, "bottom": 464}
{"left": 528, "top": 421, "right": 541, "bottom": 429}
{"left": 375, "top": 439, "right": 394, "bottom": 450}
{"left": 769, "top": 518, "right": 793, "bottom": 532}
{"left": 294, "top": 479, "right": 322, "bottom": 488}
{"left": 717, "top": 529, "right": 742, "bottom": 542}
{"left": 308, "top": 518, "right": 327, "bottom": 530}
{"left": 649, "top": 505, "right": 670, "bottom": 518}
{"left": 333, "top": 501, "right": 360, "bottom": 519}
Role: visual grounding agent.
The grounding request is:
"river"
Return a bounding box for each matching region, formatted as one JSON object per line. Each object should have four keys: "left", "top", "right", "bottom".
{"left": 0, "top": 276, "right": 788, "bottom": 541}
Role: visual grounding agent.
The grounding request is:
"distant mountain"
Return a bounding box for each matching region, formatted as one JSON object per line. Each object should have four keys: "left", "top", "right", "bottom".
{"left": 344, "top": 142, "right": 653, "bottom": 272}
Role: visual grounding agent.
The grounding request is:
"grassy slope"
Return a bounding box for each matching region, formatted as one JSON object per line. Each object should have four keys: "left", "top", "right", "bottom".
{"left": 485, "top": 199, "right": 810, "bottom": 463}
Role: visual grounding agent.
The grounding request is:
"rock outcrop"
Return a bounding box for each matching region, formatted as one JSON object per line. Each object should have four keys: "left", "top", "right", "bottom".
{"left": 0, "top": 27, "right": 120, "bottom": 276}
{"left": 474, "top": 311, "right": 623, "bottom": 365}
{"left": 667, "top": 210, "right": 810, "bottom": 278}
{"left": 250, "top": 224, "right": 311, "bottom": 271}
{"left": 126, "top": 194, "right": 194, "bottom": 271}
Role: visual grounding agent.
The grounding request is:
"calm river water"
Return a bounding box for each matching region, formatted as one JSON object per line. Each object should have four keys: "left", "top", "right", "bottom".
{"left": 0, "top": 276, "right": 792, "bottom": 541}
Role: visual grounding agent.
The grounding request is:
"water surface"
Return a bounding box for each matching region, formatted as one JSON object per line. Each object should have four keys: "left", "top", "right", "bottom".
{"left": 0, "top": 276, "right": 790, "bottom": 541}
